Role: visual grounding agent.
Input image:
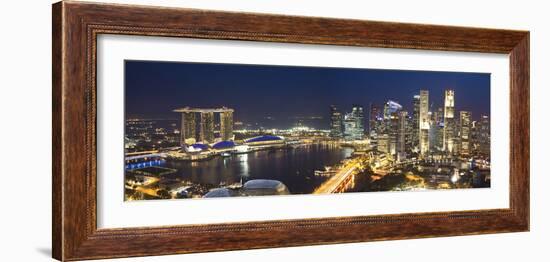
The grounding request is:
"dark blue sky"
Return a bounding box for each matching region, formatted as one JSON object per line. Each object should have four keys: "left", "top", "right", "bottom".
{"left": 125, "top": 60, "right": 490, "bottom": 128}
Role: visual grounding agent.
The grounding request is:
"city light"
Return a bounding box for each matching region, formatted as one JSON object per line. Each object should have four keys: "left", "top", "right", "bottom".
{"left": 124, "top": 66, "right": 491, "bottom": 201}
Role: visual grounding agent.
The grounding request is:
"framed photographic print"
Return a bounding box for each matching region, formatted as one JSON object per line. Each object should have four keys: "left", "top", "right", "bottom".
{"left": 52, "top": 1, "right": 529, "bottom": 261}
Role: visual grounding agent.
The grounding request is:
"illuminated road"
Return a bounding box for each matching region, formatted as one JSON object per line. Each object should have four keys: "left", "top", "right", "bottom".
{"left": 133, "top": 186, "right": 159, "bottom": 197}
{"left": 128, "top": 177, "right": 160, "bottom": 197}
{"left": 314, "top": 158, "right": 362, "bottom": 194}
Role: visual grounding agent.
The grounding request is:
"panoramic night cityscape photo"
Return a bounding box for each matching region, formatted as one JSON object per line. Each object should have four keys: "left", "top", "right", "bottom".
{"left": 124, "top": 60, "right": 491, "bottom": 201}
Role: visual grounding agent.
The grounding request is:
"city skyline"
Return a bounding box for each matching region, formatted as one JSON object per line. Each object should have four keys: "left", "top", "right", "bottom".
{"left": 125, "top": 60, "right": 490, "bottom": 129}
{"left": 124, "top": 60, "right": 491, "bottom": 201}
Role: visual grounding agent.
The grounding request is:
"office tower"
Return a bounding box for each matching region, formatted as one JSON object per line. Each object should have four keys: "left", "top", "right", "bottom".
{"left": 397, "top": 111, "right": 408, "bottom": 160}
{"left": 380, "top": 103, "right": 390, "bottom": 142}
{"left": 180, "top": 112, "right": 196, "bottom": 145}
{"left": 382, "top": 100, "right": 402, "bottom": 155}
{"left": 343, "top": 112, "right": 356, "bottom": 140}
{"left": 388, "top": 112, "right": 398, "bottom": 155}
{"left": 459, "top": 111, "right": 472, "bottom": 156}
{"left": 405, "top": 112, "right": 414, "bottom": 150}
{"left": 200, "top": 111, "right": 215, "bottom": 143}
{"left": 329, "top": 105, "right": 344, "bottom": 138}
{"left": 383, "top": 103, "right": 390, "bottom": 121}
{"left": 428, "top": 111, "right": 439, "bottom": 152}
{"left": 369, "top": 103, "right": 381, "bottom": 135}
{"left": 378, "top": 134, "right": 390, "bottom": 154}
{"left": 352, "top": 104, "right": 365, "bottom": 138}
{"left": 419, "top": 90, "right": 430, "bottom": 156}
{"left": 411, "top": 95, "right": 420, "bottom": 151}
{"left": 438, "top": 107, "right": 445, "bottom": 126}
{"left": 220, "top": 109, "right": 234, "bottom": 141}
{"left": 384, "top": 100, "right": 402, "bottom": 121}
{"left": 443, "top": 89, "right": 456, "bottom": 155}
{"left": 434, "top": 107, "right": 444, "bottom": 151}
{"left": 343, "top": 105, "right": 365, "bottom": 141}
{"left": 478, "top": 114, "right": 490, "bottom": 156}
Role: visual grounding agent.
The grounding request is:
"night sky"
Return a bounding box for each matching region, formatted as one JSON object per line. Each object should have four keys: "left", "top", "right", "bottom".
{"left": 125, "top": 60, "right": 490, "bottom": 129}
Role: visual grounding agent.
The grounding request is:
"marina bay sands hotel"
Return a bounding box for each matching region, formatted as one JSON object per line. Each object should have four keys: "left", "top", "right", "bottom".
{"left": 173, "top": 107, "right": 234, "bottom": 145}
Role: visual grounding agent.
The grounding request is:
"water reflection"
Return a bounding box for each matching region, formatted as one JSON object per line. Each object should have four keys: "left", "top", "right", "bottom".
{"left": 125, "top": 159, "right": 164, "bottom": 170}
{"left": 238, "top": 154, "right": 249, "bottom": 177}
{"left": 157, "top": 144, "right": 353, "bottom": 194}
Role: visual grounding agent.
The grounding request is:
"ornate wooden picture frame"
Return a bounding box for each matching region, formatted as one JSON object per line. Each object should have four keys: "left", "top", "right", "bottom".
{"left": 52, "top": 1, "right": 529, "bottom": 261}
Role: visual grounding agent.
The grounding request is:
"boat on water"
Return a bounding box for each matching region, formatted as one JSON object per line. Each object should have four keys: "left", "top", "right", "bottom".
{"left": 221, "top": 152, "right": 231, "bottom": 157}
{"left": 233, "top": 145, "right": 252, "bottom": 154}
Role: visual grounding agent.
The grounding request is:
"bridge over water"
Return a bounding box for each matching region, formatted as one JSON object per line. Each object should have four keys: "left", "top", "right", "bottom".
{"left": 125, "top": 150, "right": 169, "bottom": 161}
{"left": 314, "top": 158, "right": 364, "bottom": 194}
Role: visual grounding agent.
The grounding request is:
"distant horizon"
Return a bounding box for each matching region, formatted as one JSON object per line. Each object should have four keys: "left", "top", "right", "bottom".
{"left": 125, "top": 60, "right": 490, "bottom": 129}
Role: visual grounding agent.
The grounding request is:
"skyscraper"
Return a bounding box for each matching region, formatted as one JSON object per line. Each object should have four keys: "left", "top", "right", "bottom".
{"left": 369, "top": 103, "right": 381, "bottom": 136}
{"left": 443, "top": 89, "right": 456, "bottom": 155}
{"left": 343, "top": 105, "right": 365, "bottom": 141}
{"left": 383, "top": 103, "right": 390, "bottom": 121}
{"left": 478, "top": 114, "right": 490, "bottom": 156}
{"left": 419, "top": 90, "right": 430, "bottom": 156}
{"left": 174, "top": 107, "right": 235, "bottom": 145}
{"left": 411, "top": 95, "right": 420, "bottom": 151}
{"left": 200, "top": 111, "right": 215, "bottom": 143}
{"left": 434, "top": 107, "right": 444, "bottom": 151}
{"left": 180, "top": 112, "right": 196, "bottom": 145}
{"left": 220, "top": 109, "right": 234, "bottom": 141}
{"left": 343, "top": 112, "right": 356, "bottom": 140}
{"left": 382, "top": 100, "right": 403, "bottom": 156}
{"left": 459, "top": 111, "right": 472, "bottom": 156}
{"left": 397, "top": 110, "right": 408, "bottom": 160}
{"left": 352, "top": 104, "right": 365, "bottom": 138}
{"left": 329, "top": 105, "right": 343, "bottom": 138}
{"left": 378, "top": 134, "right": 390, "bottom": 154}
{"left": 388, "top": 112, "right": 398, "bottom": 155}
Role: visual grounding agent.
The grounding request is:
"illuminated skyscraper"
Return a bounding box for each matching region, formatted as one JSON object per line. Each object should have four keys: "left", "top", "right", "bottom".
{"left": 378, "top": 134, "right": 390, "bottom": 153}
{"left": 443, "top": 90, "right": 456, "bottom": 155}
{"left": 343, "top": 113, "right": 356, "bottom": 140}
{"left": 397, "top": 111, "right": 408, "bottom": 160}
{"left": 477, "top": 114, "right": 490, "bottom": 156}
{"left": 419, "top": 90, "right": 430, "bottom": 156}
{"left": 428, "top": 111, "right": 438, "bottom": 152}
{"left": 220, "top": 109, "right": 234, "bottom": 141}
{"left": 459, "top": 111, "right": 472, "bottom": 156}
{"left": 411, "top": 95, "right": 420, "bottom": 151}
{"left": 387, "top": 112, "right": 397, "bottom": 155}
{"left": 174, "top": 107, "right": 234, "bottom": 145}
{"left": 434, "top": 107, "right": 444, "bottom": 151}
{"left": 329, "top": 105, "right": 343, "bottom": 138}
{"left": 386, "top": 100, "right": 403, "bottom": 114}
{"left": 383, "top": 100, "right": 402, "bottom": 121}
{"left": 383, "top": 103, "right": 389, "bottom": 121}
{"left": 343, "top": 105, "right": 365, "bottom": 141}
{"left": 352, "top": 104, "right": 365, "bottom": 137}
{"left": 180, "top": 112, "right": 196, "bottom": 145}
{"left": 380, "top": 100, "right": 402, "bottom": 155}
{"left": 200, "top": 111, "right": 215, "bottom": 143}
{"left": 369, "top": 103, "right": 381, "bottom": 136}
